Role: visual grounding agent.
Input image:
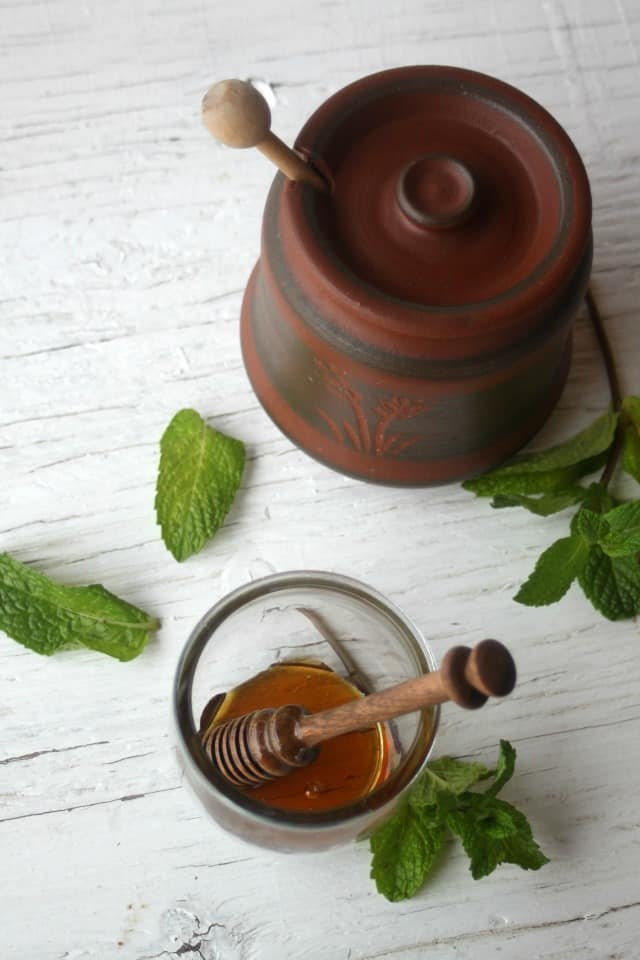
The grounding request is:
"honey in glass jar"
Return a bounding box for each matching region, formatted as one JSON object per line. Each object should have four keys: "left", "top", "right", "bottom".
{"left": 200, "top": 661, "right": 392, "bottom": 812}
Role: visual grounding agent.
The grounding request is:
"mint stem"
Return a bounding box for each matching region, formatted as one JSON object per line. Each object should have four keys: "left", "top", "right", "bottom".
{"left": 586, "top": 288, "right": 623, "bottom": 489}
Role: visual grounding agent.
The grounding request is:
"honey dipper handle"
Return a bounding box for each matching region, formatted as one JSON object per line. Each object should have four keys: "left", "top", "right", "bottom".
{"left": 298, "top": 639, "right": 516, "bottom": 747}
{"left": 201, "top": 79, "right": 326, "bottom": 191}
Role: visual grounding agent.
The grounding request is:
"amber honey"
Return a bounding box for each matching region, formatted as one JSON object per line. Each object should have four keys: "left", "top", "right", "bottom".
{"left": 200, "top": 661, "right": 392, "bottom": 812}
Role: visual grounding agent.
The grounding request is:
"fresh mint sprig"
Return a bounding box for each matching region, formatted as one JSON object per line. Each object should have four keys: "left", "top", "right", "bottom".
{"left": 155, "top": 408, "right": 245, "bottom": 562}
{"left": 465, "top": 410, "right": 640, "bottom": 620}
{"left": 463, "top": 291, "right": 640, "bottom": 621}
{"left": 0, "top": 552, "right": 158, "bottom": 660}
{"left": 370, "top": 741, "right": 547, "bottom": 901}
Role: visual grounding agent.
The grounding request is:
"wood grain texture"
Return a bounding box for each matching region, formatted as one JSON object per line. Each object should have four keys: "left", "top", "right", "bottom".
{"left": 1, "top": 0, "right": 639, "bottom": 957}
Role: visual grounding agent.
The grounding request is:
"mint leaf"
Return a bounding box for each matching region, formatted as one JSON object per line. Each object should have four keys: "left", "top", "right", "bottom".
{"left": 370, "top": 801, "right": 446, "bottom": 901}
{"left": 411, "top": 757, "right": 490, "bottom": 806}
{"left": 463, "top": 461, "right": 603, "bottom": 497}
{"left": 502, "top": 410, "right": 617, "bottom": 471}
{"left": 578, "top": 545, "right": 640, "bottom": 620}
{"left": 598, "top": 501, "right": 640, "bottom": 557}
{"left": 514, "top": 535, "right": 589, "bottom": 606}
{"left": 484, "top": 740, "right": 516, "bottom": 799}
{"left": 0, "top": 552, "right": 158, "bottom": 660}
{"left": 155, "top": 409, "right": 245, "bottom": 562}
{"left": 573, "top": 507, "right": 605, "bottom": 544}
{"left": 463, "top": 410, "right": 616, "bottom": 497}
{"left": 447, "top": 795, "right": 549, "bottom": 880}
{"left": 491, "top": 489, "right": 586, "bottom": 515}
{"left": 621, "top": 396, "right": 640, "bottom": 484}
{"left": 578, "top": 482, "right": 617, "bottom": 513}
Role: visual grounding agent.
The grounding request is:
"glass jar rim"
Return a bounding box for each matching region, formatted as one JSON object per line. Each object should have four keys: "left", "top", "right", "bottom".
{"left": 173, "top": 570, "right": 440, "bottom": 831}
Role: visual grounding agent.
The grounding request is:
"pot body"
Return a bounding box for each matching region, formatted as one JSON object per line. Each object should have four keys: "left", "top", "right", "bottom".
{"left": 240, "top": 66, "right": 592, "bottom": 485}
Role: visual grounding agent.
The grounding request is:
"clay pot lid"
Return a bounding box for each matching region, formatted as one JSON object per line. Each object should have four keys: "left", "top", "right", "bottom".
{"left": 284, "top": 66, "right": 591, "bottom": 352}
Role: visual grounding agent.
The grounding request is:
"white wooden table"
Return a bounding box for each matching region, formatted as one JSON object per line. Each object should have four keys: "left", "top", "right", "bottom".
{"left": 2, "top": 1, "right": 639, "bottom": 957}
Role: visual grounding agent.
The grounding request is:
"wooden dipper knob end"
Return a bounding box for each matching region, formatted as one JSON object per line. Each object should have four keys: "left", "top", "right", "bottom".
{"left": 201, "top": 79, "right": 327, "bottom": 191}
{"left": 440, "top": 639, "right": 516, "bottom": 710}
{"left": 202, "top": 79, "right": 271, "bottom": 148}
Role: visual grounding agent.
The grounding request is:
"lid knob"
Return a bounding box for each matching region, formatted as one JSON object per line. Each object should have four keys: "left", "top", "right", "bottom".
{"left": 396, "top": 154, "right": 476, "bottom": 229}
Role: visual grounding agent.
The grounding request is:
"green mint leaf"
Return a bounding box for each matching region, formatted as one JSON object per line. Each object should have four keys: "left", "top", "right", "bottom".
{"left": 447, "top": 795, "right": 549, "bottom": 880}
{"left": 463, "top": 409, "right": 616, "bottom": 497}
{"left": 0, "top": 552, "right": 158, "bottom": 660}
{"left": 496, "top": 409, "right": 616, "bottom": 471}
{"left": 573, "top": 507, "right": 605, "bottom": 545}
{"left": 155, "top": 408, "right": 245, "bottom": 562}
{"left": 369, "top": 800, "right": 447, "bottom": 901}
{"left": 491, "top": 489, "right": 586, "bottom": 515}
{"left": 463, "top": 461, "right": 603, "bottom": 498}
{"left": 514, "top": 535, "right": 589, "bottom": 606}
{"left": 597, "top": 501, "right": 640, "bottom": 557}
{"left": 410, "top": 757, "right": 490, "bottom": 806}
{"left": 578, "top": 545, "right": 640, "bottom": 620}
{"left": 484, "top": 740, "right": 516, "bottom": 799}
{"left": 621, "top": 396, "right": 640, "bottom": 484}
{"left": 578, "top": 482, "right": 617, "bottom": 514}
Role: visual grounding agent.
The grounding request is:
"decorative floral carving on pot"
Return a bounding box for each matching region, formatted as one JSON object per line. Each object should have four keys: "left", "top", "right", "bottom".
{"left": 314, "top": 359, "right": 426, "bottom": 457}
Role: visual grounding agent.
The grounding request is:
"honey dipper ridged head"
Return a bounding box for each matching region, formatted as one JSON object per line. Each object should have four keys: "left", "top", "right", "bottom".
{"left": 203, "top": 705, "right": 318, "bottom": 789}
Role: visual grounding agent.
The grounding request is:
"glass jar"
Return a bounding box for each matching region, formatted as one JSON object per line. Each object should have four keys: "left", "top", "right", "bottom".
{"left": 173, "top": 571, "right": 439, "bottom": 852}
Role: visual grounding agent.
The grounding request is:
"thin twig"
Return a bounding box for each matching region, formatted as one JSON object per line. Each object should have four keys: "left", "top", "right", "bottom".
{"left": 585, "top": 288, "right": 624, "bottom": 488}
{"left": 586, "top": 288, "right": 622, "bottom": 409}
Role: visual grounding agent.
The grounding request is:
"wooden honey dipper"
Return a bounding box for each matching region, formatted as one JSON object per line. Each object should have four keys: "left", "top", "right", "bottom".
{"left": 201, "top": 79, "right": 327, "bottom": 192}
{"left": 202, "top": 639, "right": 516, "bottom": 789}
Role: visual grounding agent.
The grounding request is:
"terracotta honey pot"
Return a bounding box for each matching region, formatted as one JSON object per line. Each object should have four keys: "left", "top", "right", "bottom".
{"left": 203, "top": 66, "right": 592, "bottom": 485}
